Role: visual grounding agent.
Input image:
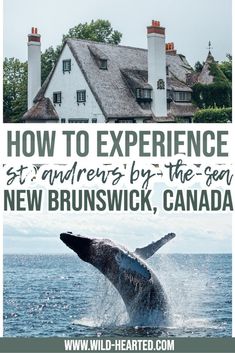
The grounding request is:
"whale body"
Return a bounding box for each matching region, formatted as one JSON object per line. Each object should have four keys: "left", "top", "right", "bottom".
{"left": 60, "top": 232, "right": 175, "bottom": 325}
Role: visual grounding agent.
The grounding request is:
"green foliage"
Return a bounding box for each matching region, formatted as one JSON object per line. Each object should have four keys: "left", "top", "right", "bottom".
{"left": 192, "top": 81, "right": 232, "bottom": 109}
{"left": 194, "top": 61, "right": 203, "bottom": 72}
{"left": 62, "top": 19, "right": 122, "bottom": 45}
{"left": 192, "top": 60, "right": 232, "bottom": 109}
{"left": 3, "top": 58, "right": 27, "bottom": 122}
{"left": 41, "top": 45, "right": 62, "bottom": 84}
{"left": 219, "top": 54, "right": 232, "bottom": 82}
{"left": 208, "top": 62, "right": 228, "bottom": 83}
{"left": 193, "top": 107, "right": 232, "bottom": 123}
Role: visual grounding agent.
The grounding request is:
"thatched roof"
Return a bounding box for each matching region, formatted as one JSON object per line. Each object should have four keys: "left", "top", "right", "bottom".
{"left": 23, "top": 97, "right": 59, "bottom": 121}
{"left": 197, "top": 51, "right": 216, "bottom": 84}
{"left": 32, "top": 38, "right": 195, "bottom": 120}
{"left": 88, "top": 45, "right": 108, "bottom": 60}
{"left": 169, "top": 102, "right": 197, "bottom": 117}
{"left": 167, "top": 76, "right": 192, "bottom": 92}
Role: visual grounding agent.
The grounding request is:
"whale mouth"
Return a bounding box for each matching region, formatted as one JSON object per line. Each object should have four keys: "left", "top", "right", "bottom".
{"left": 60, "top": 232, "right": 92, "bottom": 261}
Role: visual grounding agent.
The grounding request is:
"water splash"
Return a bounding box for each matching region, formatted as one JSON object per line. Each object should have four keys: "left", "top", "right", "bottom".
{"left": 72, "top": 275, "right": 128, "bottom": 328}
{"left": 150, "top": 254, "right": 216, "bottom": 331}
{"left": 74, "top": 254, "right": 218, "bottom": 332}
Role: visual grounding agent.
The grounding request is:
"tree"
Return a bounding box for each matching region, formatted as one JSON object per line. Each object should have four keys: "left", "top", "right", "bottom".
{"left": 3, "top": 58, "right": 27, "bottom": 122}
{"left": 41, "top": 45, "right": 62, "bottom": 84}
{"left": 219, "top": 54, "right": 232, "bottom": 82}
{"left": 62, "top": 19, "right": 122, "bottom": 45}
{"left": 194, "top": 61, "right": 203, "bottom": 72}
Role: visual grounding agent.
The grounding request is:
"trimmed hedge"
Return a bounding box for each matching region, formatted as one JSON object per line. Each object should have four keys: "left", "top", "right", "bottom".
{"left": 193, "top": 107, "right": 232, "bottom": 123}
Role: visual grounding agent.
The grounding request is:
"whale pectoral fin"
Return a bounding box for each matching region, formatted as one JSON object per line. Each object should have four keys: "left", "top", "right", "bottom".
{"left": 115, "top": 252, "right": 151, "bottom": 280}
{"left": 134, "top": 233, "right": 176, "bottom": 260}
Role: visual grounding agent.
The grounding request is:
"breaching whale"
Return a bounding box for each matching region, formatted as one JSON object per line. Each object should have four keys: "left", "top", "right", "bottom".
{"left": 60, "top": 232, "right": 175, "bottom": 325}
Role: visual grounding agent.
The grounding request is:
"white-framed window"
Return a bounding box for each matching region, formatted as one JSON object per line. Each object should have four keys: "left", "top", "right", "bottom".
{"left": 174, "top": 91, "right": 191, "bottom": 102}
{"left": 92, "top": 118, "right": 97, "bottom": 123}
{"left": 53, "top": 91, "right": 62, "bottom": 104}
{"left": 136, "top": 88, "right": 152, "bottom": 101}
{"left": 61, "top": 119, "right": 66, "bottom": 123}
{"left": 63, "top": 59, "right": 71, "bottom": 73}
{"left": 77, "top": 90, "right": 86, "bottom": 103}
{"left": 68, "top": 119, "right": 89, "bottom": 123}
{"left": 115, "top": 119, "right": 136, "bottom": 123}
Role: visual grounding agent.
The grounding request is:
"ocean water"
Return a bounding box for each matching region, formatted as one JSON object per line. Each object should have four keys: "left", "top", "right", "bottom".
{"left": 4, "top": 254, "right": 231, "bottom": 337}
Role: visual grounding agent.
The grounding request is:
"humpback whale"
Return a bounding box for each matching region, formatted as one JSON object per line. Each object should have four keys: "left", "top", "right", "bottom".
{"left": 60, "top": 232, "right": 175, "bottom": 325}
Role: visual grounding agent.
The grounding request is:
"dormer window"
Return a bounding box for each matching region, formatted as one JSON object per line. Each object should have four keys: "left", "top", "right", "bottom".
{"left": 174, "top": 91, "right": 191, "bottom": 102}
{"left": 100, "top": 59, "right": 108, "bottom": 70}
{"left": 136, "top": 88, "right": 152, "bottom": 102}
{"left": 88, "top": 45, "right": 108, "bottom": 70}
{"left": 63, "top": 59, "right": 71, "bottom": 73}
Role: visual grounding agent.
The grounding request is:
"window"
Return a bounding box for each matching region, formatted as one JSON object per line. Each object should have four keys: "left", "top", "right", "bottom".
{"left": 68, "top": 119, "right": 89, "bottom": 123}
{"left": 77, "top": 90, "right": 86, "bottom": 103}
{"left": 100, "top": 59, "right": 108, "bottom": 70}
{"left": 92, "top": 118, "right": 97, "bottom": 123}
{"left": 61, "top": 118, "right": 66, "bottom": 123}
{"left": 166, "top": 66, "right": 169, "bottom": 76}
{"left": 115, "top": 119, "right": 136, "bottom": 123}
{"left": 174, "top": 91, "right": 191, "bottom": 102}
{"left": 63, "top": 59, "right": 71, "bottom": 73}
{"left": 136, "top": 88, "right": 152, "bottom": 102}
{"left": 53, "top": 92, "right": 62, "bottom": 104}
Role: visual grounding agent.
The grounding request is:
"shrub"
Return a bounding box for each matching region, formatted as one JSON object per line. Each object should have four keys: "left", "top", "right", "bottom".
{"left": 193, "top": 107, "right": 232, "bottom": 123}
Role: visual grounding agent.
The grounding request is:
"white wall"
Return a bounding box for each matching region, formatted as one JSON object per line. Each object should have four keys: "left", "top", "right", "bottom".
{"left": 28, "top": 39, "right": 41, "bottom": 109}
{"left": 108, "top": 118, "right": 145, "bottom": 123}
{"left": 44, "top": 44, "right": 105, "bottom": 123}
{"left": 148, "top": 33, "right": 167, "bottom": 118}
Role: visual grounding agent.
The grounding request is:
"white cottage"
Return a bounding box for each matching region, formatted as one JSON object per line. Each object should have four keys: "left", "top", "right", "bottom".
{"left": 23, "top": 21, "right": 197, "bottom": 123}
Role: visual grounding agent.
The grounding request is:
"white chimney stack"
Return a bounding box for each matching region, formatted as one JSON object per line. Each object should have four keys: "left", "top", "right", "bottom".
{"left": 147, "top": 20, "right": 167, "bottom": 118}
{"left": 28, "top": 27, "right": 41, "bottom": 109}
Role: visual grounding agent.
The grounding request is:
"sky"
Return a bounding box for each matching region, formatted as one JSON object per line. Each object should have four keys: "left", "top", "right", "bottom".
{"left": 3, "top": 0, "right": 232, "bottom": 66}
{"left": 4, "top": 206, "right": 232, "bottom": 254}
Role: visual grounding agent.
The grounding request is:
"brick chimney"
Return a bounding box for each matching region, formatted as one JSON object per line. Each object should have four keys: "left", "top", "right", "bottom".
{"left": 147, "top": 20, "right": 167, "bottom": 118}
{"left": 28, "top": 27, "right": 41, "bottom": 109}
{"left": 166, "top": 42, "right": 177, "bottom": 55}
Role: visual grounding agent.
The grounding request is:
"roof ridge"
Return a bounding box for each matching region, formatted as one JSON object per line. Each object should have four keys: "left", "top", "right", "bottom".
{"left": 67, "top": 38, "right": 186, "bottom": 58}
{"left": 66, "top": 38, "right": 148, "bottom": 52}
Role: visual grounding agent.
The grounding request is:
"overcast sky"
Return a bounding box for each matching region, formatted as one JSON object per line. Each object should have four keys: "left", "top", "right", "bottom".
{"left": 3, "top": 0, "right": 232, "bottom": 66}
{"left": 4, "top": 195, "right": 232, "bottom": 254}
